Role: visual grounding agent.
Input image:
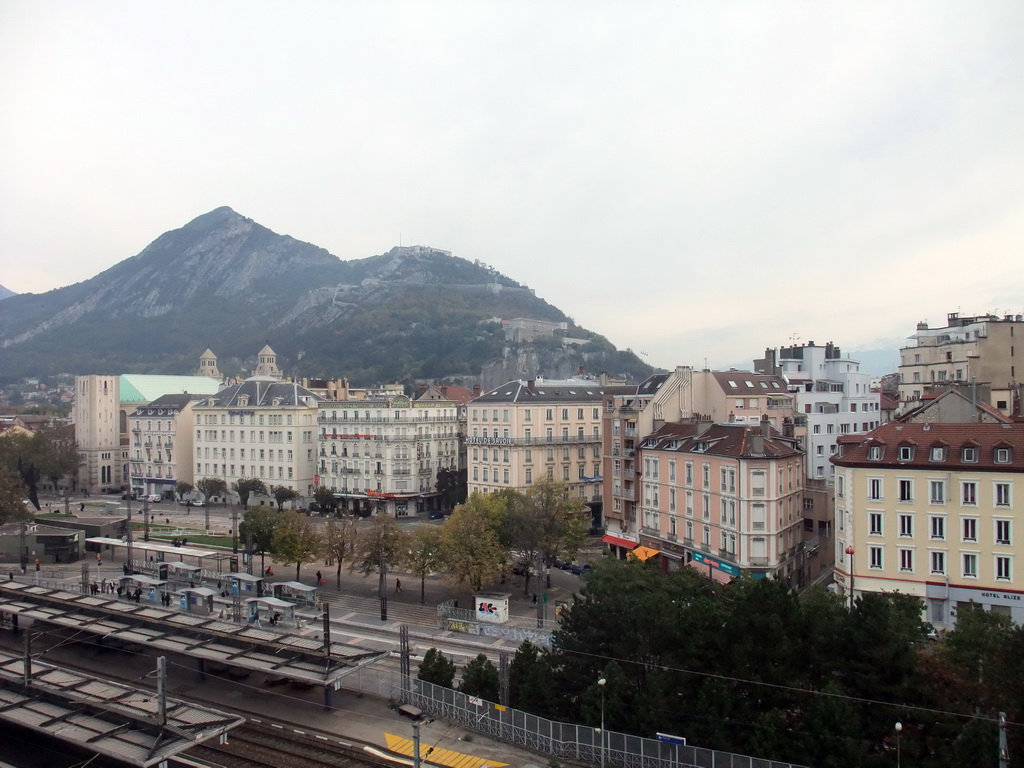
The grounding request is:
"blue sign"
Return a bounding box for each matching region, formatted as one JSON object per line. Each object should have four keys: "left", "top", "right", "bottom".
{"left": 657, "top": 732, "right": 687, "bottom": 746}
{"left": 691, "top": 551, "right": 739, "bottom": 578}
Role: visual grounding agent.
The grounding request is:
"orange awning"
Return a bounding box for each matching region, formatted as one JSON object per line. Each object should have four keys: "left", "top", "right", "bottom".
{"left": 629, "top": 546, "right": 661, "bottom": 562}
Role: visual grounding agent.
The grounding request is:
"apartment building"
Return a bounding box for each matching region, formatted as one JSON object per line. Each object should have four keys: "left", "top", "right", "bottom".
{"left": 898, "top": 311, "right": 1024, "bottom": 416}
{"left": 316, "top": 392, "right": 460, "bottom": 517}
{"left": 466, "top": 379, "right": 613, "bottom": 504}
{"left": 127, "top": 394, "right": 203, "bottom": 499}
{"left": 833, "top": 421, "right": 1024, "bottom": 628}
{"left": 191, "top": 379, "right": 323, "bottom": 503}
{"left": 634, "top": 419, "right": 805, "bottom": 584}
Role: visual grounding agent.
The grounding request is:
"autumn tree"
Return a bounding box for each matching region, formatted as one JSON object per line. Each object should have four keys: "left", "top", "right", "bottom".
{"left": 29, "top": 423, "right": 79, "bottom": 494}
{"left": 402, "top": 525, "right": 443, "bottom": 604}
{"left": 270, "top": 510, "right": 322, "bottom": 580}
{"left": 439, "top": 492, "right": 507, "bottom": 592}
{"left": 352, "top": 514, "right": 407, "bottom": 575}
{"left": 0, "top": 463, "right": 32, "bottom": 526}
{"left": 239, "top": 506, "right": 282, "bottom": 573}
{"left": 313, "top": 485, "right": 337, "bottom": 514}
{"left": 322, "top": 516, "right": 358, "bottom": 588}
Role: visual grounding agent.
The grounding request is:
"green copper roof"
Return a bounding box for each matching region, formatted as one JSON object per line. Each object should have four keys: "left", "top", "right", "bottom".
{"left": 120, "top": 375, "right": 222, "bottom": 403}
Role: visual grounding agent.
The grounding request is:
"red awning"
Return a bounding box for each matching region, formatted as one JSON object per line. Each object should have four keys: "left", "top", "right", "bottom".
{"left": 602, "top": 535, "right": 638, "bottom": 550}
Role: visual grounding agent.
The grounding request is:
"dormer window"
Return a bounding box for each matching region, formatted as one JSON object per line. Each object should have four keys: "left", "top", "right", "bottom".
{"left": 869, "top": 445, "right": 883, "bottom": 460}
{"left": 929, "top": 446, "right": 945, "bottom": 462}
{"left": 238, "top": 396, "right": 249, "bottom": 406}
{"left": 962, "top": 446, "right": 978, "bottom": 463}
{"left": 898, "top": 446, "right": 914, "bottom": 462}
{"left": 695, "top": 442, "right": 708, "bottom": 453}
{"left": 995, "top": 447, "right": 1012, "bottom": 464}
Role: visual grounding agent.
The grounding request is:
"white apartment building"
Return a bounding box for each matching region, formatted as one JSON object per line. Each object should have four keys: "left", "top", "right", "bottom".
{"left": 191, "top": 378, "right": 322, "bottom": 503}
{"left": 466, "top": 379, "right": 609, "bottom": 503}
{"left": 316, "top": 393, "right": 460, "bottom": 517}
{"left": 127, "top": 394, "right": 202, "bottom": 499}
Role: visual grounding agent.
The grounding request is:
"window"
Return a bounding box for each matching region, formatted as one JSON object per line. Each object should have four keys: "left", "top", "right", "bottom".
{"left": 996, "top": 519, "right": 1011, "bottom": 546}
{"left": 898, "top": 479, "right": 913, "bottom": 502}
{"left": 962, "top": 518, "right": 977, "bottom": 542}
{"left": 996, "top": 556, "right": 1012, "bottom": 581}
{"left": 898, "top": 446, "right": 913, "bottom": 461}
{"left": 869, "top": 512, "right": 883, "bottom": 536}
{"left": 930, "top": 550, "right": 946, "bottom": 575}
{"left": 929, "top": 446, "right": 945, "bottom": 462}
{"left": 899, "top": 514, "right": 914, "bottom": 538}
{"left": 995, "top": 483, "right": 1011, "bottom": 507}
{"left": 962, "top": 482, "right": 977, "bottom": 506}
{"left": 995, "top": 447, "right": 1011, "bottom": 464}
{"left": 962, "top": 446, "right": 978, "bottom": 463}
{"left": 868, "top": 478, "right": 882, "bottom": 501}
{"left": 962, "top": 553, "right": 978, "bottom": 578}
{"left": 869, "top": 445, "right": 883, "bottom": 460}
{"left": 929, "top": 480, "right": 945, "bottom": 504}
{"left": 930, "top": 516, "right": 946, "bottom": 540}
{"left": 899, "top": 549, "right": 914, "bottom": 572}
{"left": 869, "top": 546, "right": 883, "bottom": 569}
{"left": 685, "top": 462, "right": 693, "bottom": 485}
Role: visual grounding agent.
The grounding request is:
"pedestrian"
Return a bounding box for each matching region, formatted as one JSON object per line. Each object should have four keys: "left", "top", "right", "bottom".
{"left": 7, "top": 572, "right": 13, "bottom": 581}
{"left": 531, "top": 593, "right": 538, "bottom": 606}
{"left": 116, "top": 585, "right": 123, "bottom": 598}
{"left": 315, "top": 570, "right": 322, "bottom": 584}
{"left": 395, "top": 579, "right": 402, "bottom": 593}
{"left": 79, "top": 502, "right": 85, "bottom": 513}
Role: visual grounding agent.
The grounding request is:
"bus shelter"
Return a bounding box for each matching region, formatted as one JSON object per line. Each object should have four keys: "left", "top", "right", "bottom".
{"left": 230, "top": 573, "right": 266, "bottom": 597}
{"left": 245, "top": 596, "right": 296, "bottom": 627}
{"left": 272, "top": 581, "right": 319, "bottom": 606}
{"left": 158, "top": 561, "right": 203, "bottom": 588}
{"left": 179, "top": 586, "right": 219, "bottom": 615}
{"left": 118, "top": 574, "right": 168, "bottom": 604}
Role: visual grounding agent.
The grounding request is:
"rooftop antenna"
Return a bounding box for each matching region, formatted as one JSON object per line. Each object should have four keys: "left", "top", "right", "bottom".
{"left": 790, "top": 333, "right": 801, "bottom": 345}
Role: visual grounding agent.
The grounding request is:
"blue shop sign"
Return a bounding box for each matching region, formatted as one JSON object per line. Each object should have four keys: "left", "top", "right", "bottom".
{"left": 691, "top": 551, "right": 740, "bottom": 578}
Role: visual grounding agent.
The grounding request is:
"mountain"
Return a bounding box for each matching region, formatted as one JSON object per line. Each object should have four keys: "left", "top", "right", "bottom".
{"left": 0, "top": 207, "right": 653, "bottom": 386}
{"left": 0, "top": 284, "right": 15, "bottom": 302}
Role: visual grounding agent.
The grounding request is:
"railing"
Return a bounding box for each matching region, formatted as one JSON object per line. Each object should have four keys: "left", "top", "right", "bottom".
{"left": 749, "top": 557, "right": 770, "bottom": 566}
{"left": 623, "top": 469, "right": 634, "bottom": 479}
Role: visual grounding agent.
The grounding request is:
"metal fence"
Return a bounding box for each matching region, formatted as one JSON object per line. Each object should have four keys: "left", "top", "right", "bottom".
{"left": 341, "top": 666, "right": 807, "bottom": 768}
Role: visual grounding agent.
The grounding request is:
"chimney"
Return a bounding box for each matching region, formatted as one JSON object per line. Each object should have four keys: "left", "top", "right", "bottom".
{"left": 761, "top": 414, "right": 771, "bottom": 439}
{"left": 527, "top": 379, "right": 536, "bottom": 393}
{"left": 696, "top": 415, "right": 713, "bottom": 437}
{"left": 751, "top": 431, "right": 765, "bottom": 455}
{"left": 782, "top": 416, "right": 794, "bottom": 438}
{"left": 472, "top": 384, "right": 481, "bottom": 397}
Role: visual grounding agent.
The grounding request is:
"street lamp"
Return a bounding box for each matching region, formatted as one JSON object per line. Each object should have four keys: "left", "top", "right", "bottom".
{"left": 844, "top": 545, "right": 855, "bottom": 611}
{"left": 895, "top": 722, "right": 902, "bottom": 768}
{"left": 597, "top": 677, "right": 606, "bottom": 768}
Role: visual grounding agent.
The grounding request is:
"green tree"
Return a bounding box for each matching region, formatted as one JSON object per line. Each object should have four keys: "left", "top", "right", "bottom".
{"left": 270, "top": 510, "right": 322, "bottom": 581}
{"left": 418, "top": 648, "right": 456, "bottom": 688}
{"left": 0, "top": 463, "right": 32, "bottom": 526}
{"left": 29, "top": 422, "right": 79, "bottom": 494}
{"left": 435, "top": 467, "right": 466, "bottom": 509}
{"left": 459, "top": 653, "right": 499, "bottom": 701}
{"left": 270, "top": 484, "right": 300, "bottom": 511}
{"left": 196, "top": 476, "right": 229, "bottom": 505}
{"left": 231, "top": 477, "right": 268, "bottom": 510}
{"left": 322, "top": 516, "right": 357, "bottom": 587}
{"left": 175, "top": 481, "right": 194, "bottom": 500}
{"left": 509, "top": 641, "right": 556, "bottom": 714}
{"left": 352, "top": 514, "right": 407, "bottom": 575}
{"left": 402, "top": 525, "right": 443, "bottom": 605}
{"left": 313, "top": 485, "right": 337, "bottom": 514}
{"left": 239, "top": 506, "right": 282, "bottom": 573}
{"left": 439, "top": 492, "right": 507, "bottom": 592}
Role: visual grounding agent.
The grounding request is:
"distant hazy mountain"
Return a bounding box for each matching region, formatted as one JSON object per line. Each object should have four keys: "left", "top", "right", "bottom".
{"left": 0, "top": 207, "right": 652, "bottom": 386}
{"left": 0, "top": 284, "right": 15, "bottom": 301}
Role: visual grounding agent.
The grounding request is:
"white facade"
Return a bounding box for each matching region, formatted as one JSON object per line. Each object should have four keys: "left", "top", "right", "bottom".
{"left": 316, "top": 394, "right": 460, "bottom": 516}
{"left": 127, "top": 395, "right": 200, "bottom": 498}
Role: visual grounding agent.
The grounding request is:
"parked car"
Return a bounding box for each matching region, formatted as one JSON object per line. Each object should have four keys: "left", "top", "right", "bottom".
{"left": 569, "top": 563, "right": 593, "bottom": 575}
{"left": 552, "top": 558, "right": 573, "bottom": 570}
{"left": 192, "top": 499, "right": 205, "bottom": 507}
{"left": 145, "top": 494, "right": 161, "bottom": 503}
{"left": 428, "top": 510, "right": 445, "bottom": 520}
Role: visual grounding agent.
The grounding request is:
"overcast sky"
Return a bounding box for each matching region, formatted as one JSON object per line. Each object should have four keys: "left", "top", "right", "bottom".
{"left": 2, "top": 2, "right": 1022, "bottom": 373}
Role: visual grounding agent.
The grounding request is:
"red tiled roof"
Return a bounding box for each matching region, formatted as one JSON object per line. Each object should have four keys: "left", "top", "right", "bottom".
{"left": 832, "top": 422, "right": 1024, "bottom": 471}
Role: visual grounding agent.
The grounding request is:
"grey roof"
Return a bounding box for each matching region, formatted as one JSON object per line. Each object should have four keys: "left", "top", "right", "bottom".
{"left": 132, "top": 393, "right": 201, "bottom": 415}
{"left": 194, "top": 378, "right": 323, "bottom": 408}
{"left": 472, "top": 379, "right": 613, "bottom": 404}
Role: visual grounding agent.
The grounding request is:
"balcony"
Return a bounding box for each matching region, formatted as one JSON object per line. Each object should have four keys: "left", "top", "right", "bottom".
{"left": 749, "top": 557, "right": 770, "bottom": 567}
{"left": 624, "top": 469, "right": 635, "bottom": 479}
{"left": 667, "top": 533, "right": 677, "bottom": 542}
{"left": 641, "top": 526, "right": 660, "bottom": 538}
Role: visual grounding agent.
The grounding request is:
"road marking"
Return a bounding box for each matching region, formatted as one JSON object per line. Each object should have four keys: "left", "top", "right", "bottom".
{"left": 384, "top": 733, "right": 509, "bottom": 768}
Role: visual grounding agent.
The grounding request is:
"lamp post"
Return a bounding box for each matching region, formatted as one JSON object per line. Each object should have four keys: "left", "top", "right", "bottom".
{"left": 598, "top": 677, "right": 607, "bottom": 768}
{"left": 895, "top": 722, "right": 902, "bottom": 768}
{"left": 844, "top": 545, "right": 855, "bottom": 611}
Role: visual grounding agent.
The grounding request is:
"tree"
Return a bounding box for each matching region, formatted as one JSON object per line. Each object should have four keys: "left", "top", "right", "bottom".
{"left": 270, "top": 510, "right": 322, "bottom": 580}
{"left": 313, "top": 485, "right": 337, "bottom": 515}
{"left": 352, "top": 514, "right": 407, "bottom": 575}
{"left": 271, "top": 484, "right": 300, "bottom": 511}
{"left": 231, "top": 477, "right": 268, "bottom": 509}
{"left": 197, "top": 476, "right": 229, "bottom": 505}
{"left": 418, "top": 648, "right": 456, "bottom": 688}
{"left": 239, "top": 506, "right": 281, "bottom": 573}
{"left": 322, "top": 516, "right": 357, "bottom": 587}
{"left": 175, "top": 481, "right": 194, "bottom": 500}
{"left": 439, "top": 492, "right": 507, "bottom": 592}
{"left": 509, "top": 641, "right": 556, "bottom": 714}
{"left": 0, "top": 463, "right": 32, "bottom": 526}
{"left": 459, "top": 653, "right": 499, "bottom": 702}
{"left": 29, "top": 423, "right": 79, "bottom": 494}
{"left": 403, "top": 525, "right": 442, "bottom": 605}
{"left": 435, "top": 467, "right": 466, "bottom": 510}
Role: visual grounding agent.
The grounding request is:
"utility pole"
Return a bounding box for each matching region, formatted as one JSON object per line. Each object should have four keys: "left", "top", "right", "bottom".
{"left": 379, "top": 551, "right": 388, "bottom": 621}
{"left": 126, "top": 496, "right": 134, "bottom": 574}
{"left": 998, "top": 711, "right": 1008, "bottom": 768}
{"left": 157, "top": 656, "right": 167, "bottom": 726}
{"left": 231, "top": 506, "right": 239, "bottom": 554}
{"left": 143, "top": 498, "right": 150, "bottom": 542}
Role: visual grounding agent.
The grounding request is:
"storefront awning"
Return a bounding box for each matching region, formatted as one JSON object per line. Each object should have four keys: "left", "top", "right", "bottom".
{"left": 602, "top": 535, "right": 638, "bottom": 550}
{"left": 629, "top": 546, "right": 661, "bottom": 562}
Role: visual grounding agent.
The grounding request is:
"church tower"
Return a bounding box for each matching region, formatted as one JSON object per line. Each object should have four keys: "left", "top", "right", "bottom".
{"left": 196, "top": 348, "right": 222, "bottom": 380}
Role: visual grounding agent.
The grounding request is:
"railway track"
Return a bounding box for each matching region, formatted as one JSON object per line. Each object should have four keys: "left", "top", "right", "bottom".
{"left": 183, "top": 722, "right": 394, "bottom": 768}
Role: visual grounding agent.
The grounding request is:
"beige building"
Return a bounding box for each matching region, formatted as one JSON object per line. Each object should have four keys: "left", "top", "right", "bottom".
{"left": 833, "top": 421, "right": 1024, "bottom": 628}
{"left": 466, "top": 379, "right": 612, "bottom": 505}
{"left": 898, "top": 311, "right": 1024, "bottom": 416}
{"left": 127, "top": 394, "right": 203, "bottom": 499}
{"left": 316, "top": 393, "right": 460, "bottom": 517}
{"left": 633, "top": 420, "right": 805, "bottom": 584}
{"left": 191, "top": 378, "right": 323, "bottom": 504}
